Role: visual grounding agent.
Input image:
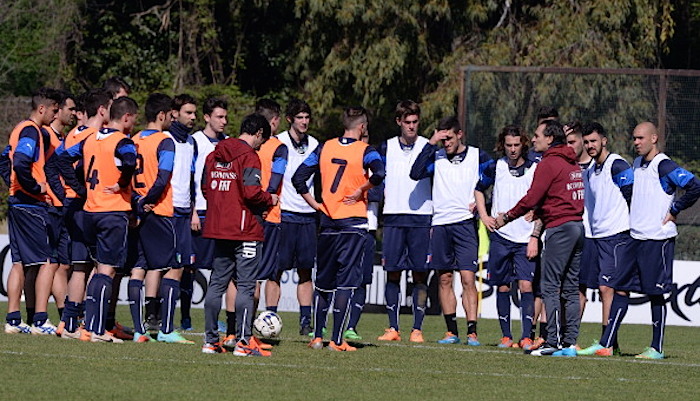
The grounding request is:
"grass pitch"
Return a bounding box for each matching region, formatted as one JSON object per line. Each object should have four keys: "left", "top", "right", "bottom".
{"left": 1, "top": 303, "right": 699, "bottom": 400}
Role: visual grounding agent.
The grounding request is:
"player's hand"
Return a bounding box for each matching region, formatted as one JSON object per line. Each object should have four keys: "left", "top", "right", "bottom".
{"left": 191, "top": 213, "right": 201, "bottom": 231}
{"left": 429, "top": 129, "right": 449, "bottom": 145}
{"left": 469, "top": 202, "right": 477, "bottom": 214}
{"left": 128, "top": 214, "right": 139, "bottom": 228}
{"left": 494, "top": 213, "right": 506, "bottom": 229}
{"left": 343, "top": 188, "right": 363, "bottom": 205}
{"left": 526, "top": 237, "right": 539, "bottom": 259}
{"left": 524, "top": 210, "right": 535, "bottom": 222}
{"left": 270, "top": 193, "right": 279, "bottom": 206}
{"left": 662, "top": 212, "right": 676, "bottom": 225}
{"left": 103, "top": 183, "right": 120, "bottom": 194}
{"left": 261, "top": 211, "right": 269, "bottom": 219}
{"left": 480, "top": 215, "right": 497, "bottom": 232}
{"left": 143, "top": 203, "right": 155, "bottom": 213}
{"left": 38, "top": 181, "right": 47, "bottom": 193}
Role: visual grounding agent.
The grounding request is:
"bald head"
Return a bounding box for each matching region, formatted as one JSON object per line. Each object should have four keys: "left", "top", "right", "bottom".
{"left": 632, "top": 122, "right": 660, "bottom": 160}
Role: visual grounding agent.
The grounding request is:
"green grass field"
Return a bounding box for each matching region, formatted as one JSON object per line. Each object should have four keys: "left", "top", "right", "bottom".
{"left": 2, "top": 302, "right": 699, "bottom": 400}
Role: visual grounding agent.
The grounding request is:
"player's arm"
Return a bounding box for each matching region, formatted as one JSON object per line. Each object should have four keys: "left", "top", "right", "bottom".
{"left": 475, "top": 156, "right": 496, "bottom": 230}
{"left": 293, "top": 144, "right": 322, "bottom": 210}
{"left": 267, "top": 143, "right": 288, "bottom": 193}
{"left": 13, "top": 126, "right": 45, "bottom": 195}
{"left": 409, "top": 141, "right": 437, "bottom": 181}
{"left": 49, "top": 140, "right": 87, "bottom": 199}
{"left": 0, "top": 145, "right": 12, "bottom": 187}
{"left": 115, "top": 138, "right": 137, "bottom": 188}
{"left": 190, "top": 141, "right": 198, "bottom": 209}
{"left": 658, "top": 159, "right": 700, "bottom": 222}
{"left": 138, "top": 137, "right": 175, "bottom": 207}
{"left": 527, "top": 219, "right": 543, "bottom": 259}
{"left": 611, "top": 158, "right": 634, "bottom": 206}
{"left": 497, "top": 162, "right": 552, "bottom": 227}
{"left": 344, "top": 146, "right": 385, "bottom": 205}
{"left": 240, "top": 152, "right": 276, "bottom": 208}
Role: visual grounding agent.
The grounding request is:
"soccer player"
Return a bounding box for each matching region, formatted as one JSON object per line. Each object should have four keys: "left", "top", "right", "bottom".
{"left": 129, "top": 93, "right": 192, "bottom": 344}
{"left": 54, "top": 96, "right": 138, "bottom": 342}
{"left": 375, "top": 100, "right": 432, "bottom": 343}
{"left": 475, "top": 125, "right": 540, "bottom": 350}
{"left": 4, "top": 87, "right": 61, "bottom": 335}
{"left": 255, "top": 99, "right": 289, "bottom": 314}
{"left": 166, "top": 94, "right": 198, "bottom": 331}
{"left": 409, "top": 116, "right": 492, "bottom": 346}
{"left": 495, "top": 120, "right": 584, "bottom": 357}
{"left": 277, "top": 99, "right": 318, "bottom": 335}
{"left": 201, "top": 114, "right": 278, "bottom": 356}
{"left": 575, "top": 123, "right": 634, "bottom": 356}
{"left": 295, "top": 106, "right": 385, "bottom": 352}
{"left": 47, "top": 89, "right": 112, "bottom": 339}
{"left": 102, "top": 76, "right": 131, "bottom": 99}
{"left": 591, "top": 122, "right": 700, "bottom": 359}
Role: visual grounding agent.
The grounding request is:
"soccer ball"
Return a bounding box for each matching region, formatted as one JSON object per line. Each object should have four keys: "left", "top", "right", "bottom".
{"left": 253, "top": 311, "right": 283, "bottom": 338}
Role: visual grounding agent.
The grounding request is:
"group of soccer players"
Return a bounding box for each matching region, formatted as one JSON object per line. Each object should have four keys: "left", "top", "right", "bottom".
{"left": 4, "top": 81, "right": 700, "bottom": 358}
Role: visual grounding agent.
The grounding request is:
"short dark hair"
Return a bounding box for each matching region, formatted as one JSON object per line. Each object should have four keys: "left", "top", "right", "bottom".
{"left": 285, "top": 98, "right": 311, "bottom": 119}
{"left": 56, "top": 90, "right": 75, "bottom": 108}
{"left": 240, "top": 113, "right": 271, "bottom": 140}
{"left": 436, "top": 115, "right": 461, "bottom": 133}
{"left": 145, "top": 93, "right": 172, "bottom": 122}
{"left": 102, "top": 76, "right": 131, "bottom": 98}
{"left": 536, "top": 106, "right": 559, "bottom": 124}
{"left": 203, "top": 98, "right": 227, "bottom": 116}
{"left": 171, "top": 94, "right": 196, "bottom": 112}
{"left": 541, "top": 119, "right": 566, "bottom": 146}
{"left": 255, "top": 99, "right": 281, "bottom": 122}
{"left": 582, "top": 122, "right": 607, "bottom": 138}
{"left": 395, "top": 99, "right": 420, "bottom": 120}
{"left": 74, "top": 92, "right": 86, "bottom": 113}
{"left": 110, "top": 97, "right": 138, "bottom": 121}
{"left": 565, "top": 120, "right": 583, "bottom": 136}
{"left": 342, "top": 106, "right": 368, "bottom": 130}
{"left": 83, "top": 89, "right": 112, "bottom": 118}
{"left": 31, "top": 87, "right": 61, "bottom": 110}
{"left": 495, "top": 124, "right": 529, "bottom": 155}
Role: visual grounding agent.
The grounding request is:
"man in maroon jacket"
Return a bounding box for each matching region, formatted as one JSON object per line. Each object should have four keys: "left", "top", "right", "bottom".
{"left": 201, "top": 114, "right": 278, "bottom": 356}
{"left": 495, "top": 119, "right": 584, "bottom": 357}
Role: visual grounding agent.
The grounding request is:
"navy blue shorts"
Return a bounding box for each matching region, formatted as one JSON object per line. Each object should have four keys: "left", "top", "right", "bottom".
{"left": 279, "top": 221, "right": 317, "bottom": 271}
{"left": 192, "top": 212, "right": 215, "bottom": 269}
{"left": 361, "top": 231, "right": 376, "bottom": 286}
{"left": 173, "top": 214, "right": 194, "bottom": 267}
{"left": 8, "top": 204, "right": 55, "bottom": 266}
{"left": 123, "top": 227, "right": 140, "bottom": 271}
{"left": 579, "top": 237, "right": 599, "bottom": 289}
{"left": 257, "top": 221, "right": 282, "bottom": 281}
{"left": 83, "top": 211, "right": 129, "bottom": 268}
{"left": 429, "top": 220, "right": 478, "bottom": 271}
{"left": 487, "top": 232, "right": 535, "bottom": 286}
{"left": 133, "top": 213, "right": 177, "bottom": 271}
{"left": 382, "top": 226, "right": 430, "bottom": 272}
{"left": 594, "top": 232, "right": 634, "bottom": 288}
{"left": 63, "top": 197, "right": 91, "bottom": 264}
{"left": 315, "top": 227, "right": 366, "bottom": 291}
{"left": 49, "top": 207, "right": 70, "bottom": 265}
{"left": 616, "top": 238, "right": 674, "bottom": 295}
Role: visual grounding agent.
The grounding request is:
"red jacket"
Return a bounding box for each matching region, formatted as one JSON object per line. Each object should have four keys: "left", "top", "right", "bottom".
{"left": 202, "top": 138, "right": 273, "bottom": 241}
{"left": 508, "top": 144, "right": 584, "bottom": 229}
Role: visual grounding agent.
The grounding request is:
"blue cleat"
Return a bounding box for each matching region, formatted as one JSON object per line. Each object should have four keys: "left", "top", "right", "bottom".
{"left": 635, "top": 347, "right": 665, "bottom": 360}
{"left": 577, "top": 341, "right": 604, "bottom": 356}
{"left": 437, "top": 332, "right": 460, "bottom": 344}
{"left": 157, "top": 330, "right": 195, "bottom": 344}
{"left": 553, "top": 345, "right": 577, "bottom": 357}
{"left": 466, "top": 333, "right": 481, "bottom": 346}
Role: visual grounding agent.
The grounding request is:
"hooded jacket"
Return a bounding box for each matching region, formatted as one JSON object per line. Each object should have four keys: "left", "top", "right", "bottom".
{"left": 507, "top": 144, "right": 584, "bottom": 229}
{"left": 202, "top": 138, "right": 273, "bottom": 241}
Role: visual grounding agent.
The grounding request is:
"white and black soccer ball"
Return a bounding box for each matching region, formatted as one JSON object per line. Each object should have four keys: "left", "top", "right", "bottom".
{"left": 253, "top": 311, "right": 283, "bottom": 338}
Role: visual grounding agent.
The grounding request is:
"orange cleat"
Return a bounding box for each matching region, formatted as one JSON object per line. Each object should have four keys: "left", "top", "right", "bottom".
{"left": 498, "top": 337, "right": 514, "bottom": 348}
{"left": 107, "top": 322, "right": 134, "bottom": 341}
{"left": 595, "top": 347, "right": 613, "bottom": 357}
{"left": 233, "top": 340, "right": 271, "bottom": 357}
{"left": 409, "top": 329, "right": 424, "bottom": 343}
{"left": 327, "top": 340, "right": 357, "bottom": 352}
{"left": 377, "top": 328, "right": 401, "bottom": 341}
{"left": 308, "top": 337, "right": 324, "bottom": 350}
{"left": 518, "top": 338, "right": 534, "bottom": 350}
{"left": 250, "top": 336, "right": 273, "bottom": 350}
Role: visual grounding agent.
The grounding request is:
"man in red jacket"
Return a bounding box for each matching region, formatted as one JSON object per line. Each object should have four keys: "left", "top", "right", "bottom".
{"left": 201, "top": 114, "right": 278, "bottom": 356}
{"left": 496, "top": 119, "right": 584, "bottom": 357}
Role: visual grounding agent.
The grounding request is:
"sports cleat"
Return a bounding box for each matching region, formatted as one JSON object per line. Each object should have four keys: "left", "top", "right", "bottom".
{"left": 377, "top": 328, "right": 401, "bottom": 341}
{"left": 594, "top": 347, "right": 613, "bottom": 357}
{"left": 498, "top": 336, "right": 514, "bottom": 348}
{"left": 233, "top": 340, "right": 272, "bottom": 357}
{"left": 518, "top": 338, "right": 534, "bottom": 351}
{"left": 157, "top": 331, "right": 195, "bottom": 344}
{"left": 308, "top": 327, "right": 327, "bottom": 338}
{"left": 343, "top": 329, "right": 363, "bottom": 341}
{"left": 250, "top": 336, "right": 273, "bottom": 350}
{"left": 145, "top": 316, "right": 161, "bottom": 333}
{"left": 222, "top": 334, "right": 237, "bottom": 351}
{"left": 30, "top": 320, "right": 57, "bottom": 335}
{"left": 5, "top": 321, "right": 31, "bottom": 334}
{"left": 133, "top": 332, "right": 155, "bottom": 343}
{"left": 531, "top": 337, "right": 546, "bottom": 350}
{"left": 180, "top": 318, "right": 192, "bottom": 331}
{"left": 61, "top": 327, "right": 91, "bottom": 341}
{"left": 327, "top": 340, "right": 357, "bottom": 352}
{"left": 107, "top": 323, "right": 134, "bottom": 341}
{"left": 202, "top": 342, "right": 226, "bottom": 354}
{"left": 553, "top": 345, "right": 577, "bottom": 357}
{"left": 466, "top": 333, "right": 481, "bottom": 346}
{"left": 308, "top": 337, "right": 324, "bottom": 350}
{"left": 635, "top": 347, "right": 665, "bottom": 360}
{"left": 576, "top": 340, "right": 604, "bottom": 356}
{"left": 529, "top": 345, "right": 558, "bottom": 356}
{"left": 299, "top": 325, "right": 313, "bottom": 336}
{"left": 91, "top": 331, "right": 125, "bottom": 343}
{"left": 437, "top": 332, "right": 460, "bottom": 344}
{"left": 55, "top": 321, "right": 65, "bottom": 336}
{"left": 409, "top": 329, "right": 425, "bottom": 343}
